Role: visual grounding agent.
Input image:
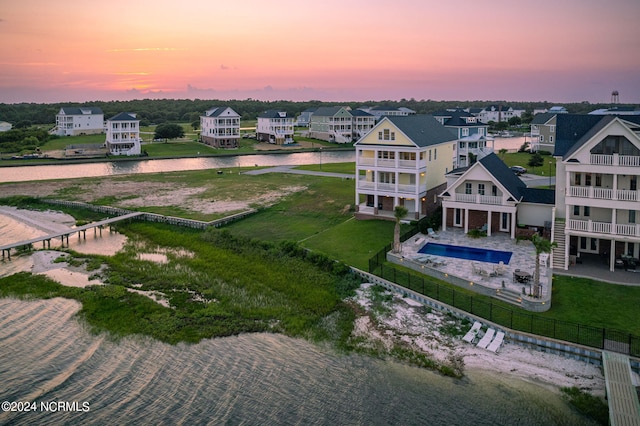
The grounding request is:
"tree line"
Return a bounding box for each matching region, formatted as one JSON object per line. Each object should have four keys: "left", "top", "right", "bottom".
{"left": 0, "top": 98, "right": 627, "bottom": 127}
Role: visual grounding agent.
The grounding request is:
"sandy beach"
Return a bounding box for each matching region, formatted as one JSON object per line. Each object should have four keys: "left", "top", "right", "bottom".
{"left": 0, "top": 206, "right": 610, "bottom": 397}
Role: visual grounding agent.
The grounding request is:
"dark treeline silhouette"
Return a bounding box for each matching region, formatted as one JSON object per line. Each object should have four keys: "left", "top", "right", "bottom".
{"left": 0, "top": 98, "right": 630, "bottom": 127}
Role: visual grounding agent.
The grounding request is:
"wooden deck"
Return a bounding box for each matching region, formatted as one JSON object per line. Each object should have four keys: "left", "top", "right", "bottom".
{"left": 602, "top": 351, "right": 640, "bottom": 426}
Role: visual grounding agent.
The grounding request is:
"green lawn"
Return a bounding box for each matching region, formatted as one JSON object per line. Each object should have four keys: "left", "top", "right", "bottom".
{"left": 294, "top": 162, "right": 356, "bottom": 174}
{"left": 499, "top": 152, "right": 556, "bottom": 176}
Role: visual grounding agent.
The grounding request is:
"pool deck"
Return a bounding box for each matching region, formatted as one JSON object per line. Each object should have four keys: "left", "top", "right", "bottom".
{"left": 400, "top": 229, "right": 549, "bottom": 299}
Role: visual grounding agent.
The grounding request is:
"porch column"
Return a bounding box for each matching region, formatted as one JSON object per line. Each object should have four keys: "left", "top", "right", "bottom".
{"left": 511, "top": 211, "right": 516, "bottom": 239}
{"left": 374, "top": 194, "right": 379, "bottom": 214}
{"left": 414, "top": 198, "right": 420, "bottom": 220}
{"left": 612, "top": 174, "right": 618, "bottom": 199}
{"left": 442, "top": 207, "right": 447, "bottom": 231}
{"left": 464, "top": 209, "right": 469, "bottom": 234}
{"left": 610, "top": 239, "right": 615, "bottom": 272}
{"left": 611, "top": 208, "right": 617, "bottom": 234}
{"left": 564, "top": 235, "right": 570, "bottom": 270}
{"left": 486, "top": 210, "right": 492, "bottom": 236}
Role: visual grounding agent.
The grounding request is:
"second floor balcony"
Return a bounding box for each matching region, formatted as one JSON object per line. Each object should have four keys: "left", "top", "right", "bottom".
{"left": 568, "top": 186, "right": 639, "bottom": 202}
{"left": 567, "top": 219, "right": 640, "bottom": 238}
{"left": 590, "top": 153, "right": 640, "bottom": 167}
{"left": 445, "top": 192, "right": 506, "bottom": 206}
{"left": 357, "top": 178, "right": 418, "bottom": 195}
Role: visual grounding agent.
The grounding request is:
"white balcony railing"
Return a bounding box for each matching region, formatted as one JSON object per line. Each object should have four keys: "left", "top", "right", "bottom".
{"left": 568, "top": 219, "right": 640, "bottom": 237}
{"left": 397, "top": 184, "right": 417, "bottom": 194}
{"left": 377, "top": 159, "right": 395, "bottom": 167}
{"left": 590, "top": 153, "right": 640, "bottom": 166}
{"left": 452, "top": 193, "right": 503, "bottom": 205}
{"left": 377, "top": 183, "right": 395, "bottom": 192}
{"left": 569, "top": 186, "right": 639, "bottom": 201}
{"left": 357, "top": 179, "right": 375, "bottom": 190}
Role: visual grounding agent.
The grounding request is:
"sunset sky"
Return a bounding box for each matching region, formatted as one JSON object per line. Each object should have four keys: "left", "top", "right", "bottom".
{"left": 1, "top": 0, "right": 639, "bottom": 104}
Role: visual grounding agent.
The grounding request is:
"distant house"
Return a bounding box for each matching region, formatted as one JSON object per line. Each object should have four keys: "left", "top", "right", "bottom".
{"left": 354, "top": 115, "right": 457, "bottom": 220}
{"left": 357, "top": 105, "right": 416, "bottom": 120}
{"left": 55, "top": 107, "right": 104, "bottom": 136}
{"left": 552, "top": 114, "right": 640, "bottom": 271}
{"left": 440, "top": 153, "right": 555, "bottom": 238}
{"left": 308, "top": 106, "right": 354, "bottom": 143}
{"left": 588, "top": 106, "right": 640, "bottom": 116}
{"left": 432, "top": 109, "right": 494, "bottom": 168}
{"left": 256, "top": 110, "right": 294, "bottom": 145}
{"left": 295, "top": 108, "right": 316, "bottom": 127}
{"left": 478, "top": 105, "right": 525, "bottom": 123}
{"left": 350, "top": 109, "right": 376, "bottom": 140}
{"left": 529, "top": 113, "right": 557, "bottom": 153}
{"left": 200, "top": 107, "right": 240, "bottom": 148}
{"left": 105, "top": 112, "right": 141, "bottom": 156}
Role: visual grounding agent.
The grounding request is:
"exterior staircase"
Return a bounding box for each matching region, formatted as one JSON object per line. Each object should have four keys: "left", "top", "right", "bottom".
{"left": 494, "top": 288, "right": 523, "bottom": 305}
{"left": 552, "top": 220, "right": 566, "bottom": 270}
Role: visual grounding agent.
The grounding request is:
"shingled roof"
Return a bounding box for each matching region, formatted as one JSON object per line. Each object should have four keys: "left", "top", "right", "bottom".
{"left": 385, "top": 115, "right": 457, "bottom": 147}
{"left": 553, "top": 114, "right": 609, "bottom": 158}
{"left": 108, "top": 112, "right": 138, "bottom": 121}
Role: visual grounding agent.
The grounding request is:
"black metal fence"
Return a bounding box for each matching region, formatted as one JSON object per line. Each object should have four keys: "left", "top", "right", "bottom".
{"left": 369, "top": 244, "right": 640, "bottom": 357}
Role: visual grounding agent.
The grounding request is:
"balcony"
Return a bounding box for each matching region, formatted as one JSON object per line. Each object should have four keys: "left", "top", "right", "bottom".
{"left": 451, "top": 193, "right": 504, "bottom": 205}
{"left": 568, "top": 219, "right": 640, "bottom": 237}
{"left": 568, "top": 186, "right": 639, "bottom": 202}
{"left": 590, "top": 154, "right": 640, "bottom": 166}
{"left": 357, "top": 179, "right": 417, "bottom": 194}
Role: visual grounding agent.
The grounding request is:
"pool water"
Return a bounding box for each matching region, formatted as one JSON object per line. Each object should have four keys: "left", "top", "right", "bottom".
{"left": 418, "top": 242, "right": 512, "bottom": 264}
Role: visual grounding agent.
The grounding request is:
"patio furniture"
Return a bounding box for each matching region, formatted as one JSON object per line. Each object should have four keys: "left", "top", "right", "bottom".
{"left": 427, "top": 228, "right": 439, "bottom": 239}
{"left": 513, "top": 270, "right": 532, "bottom": 283}
{"left": 539, "top": 253, "right": 549, "bottom": 267}
{"left": 477, "top": 328, "right": 496, "bottom": 349}
{"left": 414, "top": 237, "right": 425, "bottom": 246}
{"left": 478, "top": 223, "right": 488, "bottom": 233}
{"left": 494, "top": 261, "right": 506, "bottom": 276}
{"left": 462, "top": 321, "right": 482, "bottom": 343}
{"left": 472, "top": 262, "right": 482, "bottom": 275}
{"left": 487, "top": 331, "right": 505, "bottom": 353}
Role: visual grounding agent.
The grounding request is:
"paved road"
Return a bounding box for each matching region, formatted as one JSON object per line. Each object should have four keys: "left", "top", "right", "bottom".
{"left": 520, "top": 173, "right": 555, "bottom": 188}
{"left": 243, "top": 165, "right": 355, "bottom": 179}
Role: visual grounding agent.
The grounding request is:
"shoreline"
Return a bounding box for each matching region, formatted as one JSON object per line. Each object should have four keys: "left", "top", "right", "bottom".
{"left": 0, "top": 206, "right": 610, "bottom": 398}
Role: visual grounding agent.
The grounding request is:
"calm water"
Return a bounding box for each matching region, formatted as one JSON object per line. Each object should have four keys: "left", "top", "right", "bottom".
{"left": 0, "top": 215, "right": 595, "bottom": 425}
{"left": 0, "top": 151, "right": 355, "bottom": 183}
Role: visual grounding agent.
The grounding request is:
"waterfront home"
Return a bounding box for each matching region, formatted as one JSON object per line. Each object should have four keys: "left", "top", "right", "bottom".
{"left": 105, "top": 112, "right": 141, "bottom": 156}
{"left": 440, "top": 153, "right": 555, "bottom": 239}
{"left": 200, "top": 107, "right": 240, "bottom": 148}
{"left": 530, "top": 112, "right": 557, "bottom": 153}
{"left": 309, "top": 106, "right": 354, "bottom": 143}
{"left": 552, "top": 114, "right": 640, "bottom": 271}
{"left": 357, "top": 105, "right": 416, "bottom": 120}
{"left": 350, "top": 109, "right": 376, "bottom": 140}
{"left": 295, "top": 107, "right": 316, "bottom": 127}
{"left": 432, "top": 109, "right": 494, "bottom": 168}
{"left": 55, "top": 107, "right": 104, "bottom": 136}
{"left": 256, "top": 110, "right": 294, "bottom": 145}
{"left": 355, "top": 115, "right": 457, "bottom": 220}
{"left": 478, "top": 105, "right": 525, "bottom": 124}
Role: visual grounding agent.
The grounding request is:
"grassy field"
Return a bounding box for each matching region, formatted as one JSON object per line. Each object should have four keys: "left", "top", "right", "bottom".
{"left": 499, "top": 151, "right": 557, "bottom": 176}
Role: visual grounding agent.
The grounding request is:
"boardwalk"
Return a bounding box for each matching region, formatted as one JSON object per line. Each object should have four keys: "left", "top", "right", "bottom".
{"left": 602, "top": 351, "right": 640, "bottom": 426}
{"left": 1, "top": 212, "right": 143, "bottom": 259}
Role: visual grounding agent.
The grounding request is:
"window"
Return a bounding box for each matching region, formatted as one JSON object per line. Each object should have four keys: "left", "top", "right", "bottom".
{"left": 585, "top": 173, "right": 592, "bottom": 186}
{"left": 379, "top": 172, "right": 395, "bottom": 184}
{"left": 434, "top": 149, "right": 437, "bottom": 160}
{"left": 465, "top": 183, "right": 472, "bottom": 194}
{"left": 584, "top": 206, "right": 590, "bottom": 217}
{"left": 539, "top": 135, "right": 544, "bottom": 142}
{"left": 573, "top": 205, "right": 580, "bottom": 216}
{"left": 479, "top": 128, "right": 485, "bottom": 136}
{"left": 575, "top": 173, "right": 581, "bottom": 185}
{"left": 492, "top": 185, "right": 497, "bottom": 196}
{"left": 549, "top": 136, "right": 554, "bottom": 143}
{"left": 590, "top": 238, "right": 597, "bottom": 251}
{"left": 462, "top": 128, "right": 469, "bottom": 136}
{"left": 580, "top": 237, "right": 587, "bottom": 250}
{"left": 428, "top": 150, "right": 432, "bottom": 161}
{"left": 501, "top": 213, "right": 510, "bottom": 231}
{"left": 630, "top": 210, "right": 636, "bottom": 224}
{"left": 631, "top": 176, "right": 637, "bottom": 191}
{"left": 550, "top": 125, "right": 555, "bottom": 132}
{"left": 478, "top": 184, "right": 485, "bottom": 195}
{"left": 595, "top": 174, "right": 602, "bottom": 187}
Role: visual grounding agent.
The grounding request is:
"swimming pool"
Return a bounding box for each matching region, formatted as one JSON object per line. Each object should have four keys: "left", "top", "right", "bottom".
{"left": 418, "top": 242, "right": 512, "bottom": 264}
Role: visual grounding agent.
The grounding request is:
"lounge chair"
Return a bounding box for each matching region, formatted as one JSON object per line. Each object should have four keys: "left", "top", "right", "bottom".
{"left": 471, "top": 262, "right": 482, "bottom": 275}
{"left": 539, "top": 253, "right": 549, "bottom": 267}
{"left": 479, "top": 223, "right": 488, "bottom": 233}
{"left": 476, "top": 328, "right": 496, "bottom": 349}
{"left": 462, "top": 321, "right": 482, "bottom": 343}
{"left": 414, "top": 237, "right": 425, "bottom": 246}
{"left": 487, "top": 331, "right": 505, "bottom": 353}
{"left": 427, "top": 228, "right": 439, "bottom": 239}
{"left": 494, "top": 261, "right": 506, "bottom": 276}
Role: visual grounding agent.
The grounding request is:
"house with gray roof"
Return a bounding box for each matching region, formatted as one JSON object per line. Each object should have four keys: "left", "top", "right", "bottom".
{"left": 55, "top": 107, "right": 104, "bottom": 136}
{"left": 105, "top": 112, "right": 140, "bottom": 156}
{"left": 256, "top": 110, "right": 294, "bottom": 144}
{"left": 478, "top": 105, "right": 525, "bottom": 124}
{"left": 308, "top": 106, "right": 354, "bottom": 143}
{"left": 354, "top": 115, "right": 458, "bottom": 220}
{"left": 199, "top": 107, "right": 240, "bottom": 148}
{"left": 440, "top": 153, "right": 555, "bottom": 239}
{"left": 530, "top": 112, "right": 557, "bottom": 153}
{"left": 552, "top": 114, "right": 640, "bottom": 271}
{"left": 432, "top": 109, "right": 494, "bottom": 167}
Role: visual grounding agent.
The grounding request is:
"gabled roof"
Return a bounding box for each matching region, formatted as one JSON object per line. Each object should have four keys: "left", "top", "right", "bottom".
{"left": 478, "top": 153, "right": 526, "bottom": 200}
{"left": 531, "top": 113, "right": 556, "bottom": 125}
{"left": 59, "top": 107, "right": 103, "bottom": 115}
{"left": 385, "top": 115, "right": 457, "bottom": 147}
{"left": 312, "top": 106, "right": 351, "bottom": 117}
{"left": 520, "top": 188, "right": 555, "bottom": 204}
{"left": 203, "top": 107, "right": 238, "bottom": 117}
{"left": 108, "top": 112, "right": 138, "bottom": 121}
{"left": 258, "top": 110, "right": 293, "bottom": 119}
{"left": 552, "top": 114, "right": 609, "bottom": 157}
{"left": 370, "top": 105, "right": 402, "bottom": 112}
{"left": 350, "top": 109, "right": 373, "bottom": 117}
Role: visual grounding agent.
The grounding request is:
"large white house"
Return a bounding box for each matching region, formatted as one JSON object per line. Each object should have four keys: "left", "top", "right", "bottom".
{"left": 200, "top": 107, "right": 240, "bottom": 148}
{"left": 354, "top": 115, "right": 457, "bottom": 220}
{"left": 55, "top": 107, "right": 104, "bottom": 136}
{"left": 478, "top": 105, "right": 525, "bottom": 124}
{"left": 552, "top": 114, "right": 640, "bottom": 271}
{"left": 256, "top": 110, "right": 294, "bottom": 145}
{"left": 309, "top": 106, "right": 355, "bottom": 143}
{"left": 432, "top": 109, "right": 494, "bottom": 168}
{"left": 105, "top": 112, "right": 141, "bottom": 156}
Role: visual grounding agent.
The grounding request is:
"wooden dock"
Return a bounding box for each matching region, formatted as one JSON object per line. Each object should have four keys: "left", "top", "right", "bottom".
{"left": 1, "top": 212, "right": 143, "bottom": 260}
{"left": 602, "top": 351, "right": 640, "bottom": 426}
